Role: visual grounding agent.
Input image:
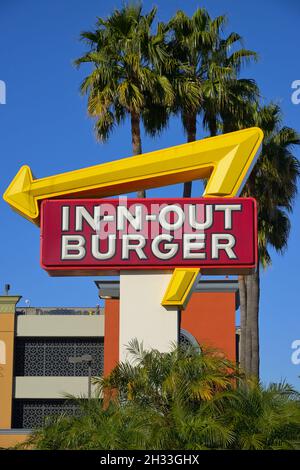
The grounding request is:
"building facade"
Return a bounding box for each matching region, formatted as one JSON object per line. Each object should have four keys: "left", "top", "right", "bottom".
{"left": 0, "top": 280, "right": 239, "bottom": 447}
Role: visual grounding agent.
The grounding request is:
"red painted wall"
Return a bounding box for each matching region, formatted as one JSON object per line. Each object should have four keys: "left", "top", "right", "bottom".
{"left": 103, "top": 291, "right": 236, "bottom": 375}
{"left": 103, "top": 299, "right": 120, "bottom": 376}
{"left": 181, "top": 292, "right": 236, "bottom": 361}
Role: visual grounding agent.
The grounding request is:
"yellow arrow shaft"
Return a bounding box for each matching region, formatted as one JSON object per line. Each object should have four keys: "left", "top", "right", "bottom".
{"left": 3, "top": 127, "right": 263, "bottom": 224}
{"left": 30, "top": 156, "right": 213, "bottom": 199}
{"left": 30, "top": 140, "right": 249, "bottom": 200}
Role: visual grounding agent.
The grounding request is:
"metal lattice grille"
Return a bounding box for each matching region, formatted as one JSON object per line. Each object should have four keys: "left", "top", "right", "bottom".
{"left": 179, "top": 329, "right": 200, "bottom": 351}
{"left": 14, "top": 338, "right": 104, "bottom": 376}
{"left": 12, "top": 399, "right": 79, "bottom": 429}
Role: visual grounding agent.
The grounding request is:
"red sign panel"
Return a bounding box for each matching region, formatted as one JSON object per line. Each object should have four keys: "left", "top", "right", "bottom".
{"left": 41, "top": 198, "right": 257, "bottom": 276}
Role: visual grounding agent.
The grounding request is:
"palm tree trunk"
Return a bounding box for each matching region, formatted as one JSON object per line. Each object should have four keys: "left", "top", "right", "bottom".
{"left": 244, "top": 274, "right": 252, "bottom": 375}
{"left": 131, "top": 111, "right": 145, "bottom": 198}
{"left": 208, "top": 118, "right": 217, "bottom": 137}
{"left": 249, "top": 264, "right": 260, "bottom": 377}
{"left": 183, "top": 113, "right": 196, "bottom": 198}
{"left": 242, "top": 265, "right": 260, "bottom": 378}
{"left": 238, "top": 275, "right": 247, "bottom": 369}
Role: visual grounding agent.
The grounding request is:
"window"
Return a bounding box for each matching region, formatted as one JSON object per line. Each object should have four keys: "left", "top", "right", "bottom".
{"left": 179, "top": 329, "right": 200, "bottom": 351}
{"left": 14, "top": 337, "right": 104, "bottom": 376}
{"left": 12, "top": 399, "right": 79, "bottom": 429}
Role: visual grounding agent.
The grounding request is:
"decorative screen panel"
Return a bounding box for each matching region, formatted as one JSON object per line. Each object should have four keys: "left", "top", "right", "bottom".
{"left": 179, "top": 329, "right": 200, "bottom": 351}
{"left": 14, "top": 338, "right": 104, "bottom": 376}
{"left": 12, "top": 399, "right": 79, "bottom": 429}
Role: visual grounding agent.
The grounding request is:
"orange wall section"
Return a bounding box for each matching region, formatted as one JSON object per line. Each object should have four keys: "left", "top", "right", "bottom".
{"left": 103, "top": 299, "right": 120, "bottom": 376}
{"left": 181, "top": 292, "right": 236, "bottom": 361}
{"left": 0, "top": 433, "right": 30, "bottom": 448}
{"left": 103, "top": 292, "right": 236, "bottom": 377}
{"left": 0, "top": 328, "right": 15, "bottom": 428}
{"left": 0, "top": 296, "right": 21, "bottom": 430}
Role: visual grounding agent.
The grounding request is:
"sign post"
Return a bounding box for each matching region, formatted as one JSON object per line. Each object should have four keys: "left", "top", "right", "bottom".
{"left": 119, "top": 271, "right": 178, "bottom": 362}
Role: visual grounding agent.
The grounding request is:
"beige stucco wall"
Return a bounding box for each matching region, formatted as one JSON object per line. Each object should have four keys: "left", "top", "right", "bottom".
{"left": 119, "top": 271, "right": 179, "bottom": 362}
{"left": 16, "top": 314, "right": 104, "bottom": 337}
{"left": 14, "top": 376, "right": 98, "bottom": 399}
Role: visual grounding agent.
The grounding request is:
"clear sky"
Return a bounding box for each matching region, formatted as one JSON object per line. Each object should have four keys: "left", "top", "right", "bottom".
{"left": 0, "top": 0, "right": 299, "bottom": 388}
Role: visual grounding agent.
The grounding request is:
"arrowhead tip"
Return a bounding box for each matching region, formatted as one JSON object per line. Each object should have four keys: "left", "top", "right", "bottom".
{"left": 3, "top": 165, "right": 38, "bottom": 220}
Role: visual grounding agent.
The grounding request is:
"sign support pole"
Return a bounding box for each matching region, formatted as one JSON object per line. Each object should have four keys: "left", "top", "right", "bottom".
{"left": 119, "top": 271, "right": 179, "bottom": 362}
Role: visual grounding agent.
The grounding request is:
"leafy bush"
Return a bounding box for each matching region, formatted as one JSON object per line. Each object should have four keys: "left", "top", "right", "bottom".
{"left": 24, "top": 342, "right": 300, "bottom": 450}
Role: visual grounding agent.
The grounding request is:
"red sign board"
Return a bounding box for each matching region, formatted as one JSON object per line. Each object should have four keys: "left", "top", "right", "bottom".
{"left": 41, "top": 198, "right": 257, "bottom": 276}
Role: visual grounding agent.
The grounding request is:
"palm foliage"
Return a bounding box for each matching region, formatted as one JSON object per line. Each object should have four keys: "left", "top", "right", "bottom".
{"left": 241, "top": 104, "right": 300, "bottom": 266}
{"left": 98, "top": 339, "right": 238, "bottom": 408}
{"left": 166, "top": 9, "right": 258, "bottom": 196}
{"left": 76, "top": 5, "right": 258, "bottom": 198}
{"left": 224, "top": 381, "right": 300, "bottom": 450}
{"left": 75, "top": 4, "right": 174, "bottom": 197}
{"left": 25, "top": 343, "right": 300, "bottom": 450}
{"left": 227, "top": 103, "right": 300, "bottom": 377}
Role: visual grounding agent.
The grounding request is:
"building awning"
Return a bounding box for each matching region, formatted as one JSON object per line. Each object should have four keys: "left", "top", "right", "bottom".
{"left": 94, "top": 279, "right": 240, "bottom": 310}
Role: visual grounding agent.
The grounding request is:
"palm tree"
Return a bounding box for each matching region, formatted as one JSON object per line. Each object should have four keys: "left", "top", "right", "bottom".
{"left": 201, "top": 33, "right": 259, "bottom": 138}
{"left": 167, "top": 9, "right": 258, "bottom": 197}
{"left": 97, "top": 339, "right": 238, "bottom": 409}
{"left": 225, "top": 380, "right": 300, "bottom": 450}
{"left": 75, "top": 3, "right": 174, "bottom": 198}
{"left": 24, "top": 343, "right": 300, "bottom": 450}
{"left": 229, "top": 104, "right": 300, "bottom": 377}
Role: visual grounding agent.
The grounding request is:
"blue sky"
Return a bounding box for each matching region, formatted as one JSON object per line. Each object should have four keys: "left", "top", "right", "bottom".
{"left": 0, "top": 0, "right": 299, "bottom": 387}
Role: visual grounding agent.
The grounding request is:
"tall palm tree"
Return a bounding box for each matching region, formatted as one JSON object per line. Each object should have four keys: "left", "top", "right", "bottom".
{"left": 201, "top": 33, "right": 259, "bottom": 138}
{"left": 75, "top": 4, "right": 174, "bottom": 198}
{"left": 228, "top": 104, "right": 300, "bottom": 377}
{"left": 167, "top": 9, "right": 258, "bottom": 197}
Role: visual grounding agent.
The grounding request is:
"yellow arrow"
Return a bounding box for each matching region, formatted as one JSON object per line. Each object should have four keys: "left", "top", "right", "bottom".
{"left": 3, "top": 127, "right": 263, "bottom": 225}
{"left": 162, "top": 268, "right": 201, "bottom": 309}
